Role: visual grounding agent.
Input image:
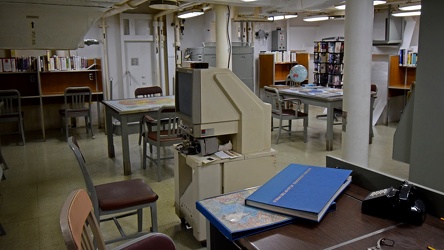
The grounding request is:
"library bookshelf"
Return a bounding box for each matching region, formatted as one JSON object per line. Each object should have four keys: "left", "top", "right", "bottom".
{"left": 258, "top": 52, "right": 309, "bottom": 88}
{"left": 0, "top": 57, "right": 103, "bottom": 140}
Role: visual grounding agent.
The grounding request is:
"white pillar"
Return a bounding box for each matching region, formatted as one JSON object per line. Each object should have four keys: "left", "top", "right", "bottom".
{"left": 342, "top": 0, "right": 373, "bottom": 167}
{"left": 215, "top": 5, "right": 230, "bottom": 68}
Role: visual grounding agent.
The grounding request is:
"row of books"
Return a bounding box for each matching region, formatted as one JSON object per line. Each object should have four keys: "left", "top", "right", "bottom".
{"left": 40, "top": 55, "right": 90, "bottom": 72}
{"left": 264, "top": 51, "right": 298, "bottom": 63}
{"left": 196, "top": 164, "right": 352, "bottom": 240}
{"left": 314, "top": 73, "right": 342, "bottom": 86}
{"left": 314, "top": 52, "right": 344, "bottom": 64}
{"left": 399, "top": 49, "right": 418, "bottom": 66}
{"left": 314, "top": 41, "right": 344, "bottom": 54}
{"left": 314, "top": 63, "right": 343, "bottom": 75}
{"left": 0, "top": 57, "right": 38, "bottom": 72}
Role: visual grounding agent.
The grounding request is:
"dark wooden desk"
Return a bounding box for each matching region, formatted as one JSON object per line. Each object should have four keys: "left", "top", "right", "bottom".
{"left": 207, "top": 185, "right": 444, "bottom": 250}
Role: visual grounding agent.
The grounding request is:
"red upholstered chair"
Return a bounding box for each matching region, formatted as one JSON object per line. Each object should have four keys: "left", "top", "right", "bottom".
{"left": 264, "top": 86, "right": 308, "bottom": 144}
{"left": 67, "top": 136, "right": 159, "bottom": 244}
{"left": 134, "top": 86, "right": 163, "bottom": 145}
{"left": 60, "top": 189, "right": 176, "bottom": 250}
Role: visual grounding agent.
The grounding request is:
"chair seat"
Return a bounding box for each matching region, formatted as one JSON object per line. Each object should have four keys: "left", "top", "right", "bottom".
{"left": 0, "top": 113, "right": 21, "bottom": 119}
{"left": 95, "top": 178, "right": 158, "bottom": 211}
{"left": 58, "top": 108, "right": 89, "bottom": 116}
{"left": 272, "top": 109, "right": 308, "bottom": 117}
{"left": 147, "top": 130, "right": 180, "bottom": 142}
{"left": 118, "top": 233, "right": 176, "bottom": 250}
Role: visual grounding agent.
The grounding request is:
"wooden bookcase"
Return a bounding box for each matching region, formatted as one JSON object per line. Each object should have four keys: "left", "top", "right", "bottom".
{"left": 258, "top": 52, "right": 309, "bottom": 88}
{"left": 388, "top": 55, "right": 416, "bottom": 90}
{"left": 0, "top": 57, "right": 103, "bottom": 140}
{"left": 387, "top": 55, "right": 417, "bottom": 122}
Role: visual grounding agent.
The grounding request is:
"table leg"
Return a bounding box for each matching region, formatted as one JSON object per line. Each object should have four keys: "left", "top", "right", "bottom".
{"left": 326, "top": 104, "right": 334, "bottom": 151}
{"left": 105, "top": 108, "right": 115, "bottom": 158}
{"left": 120, "top": 116, "right": 132, "bottom": 175}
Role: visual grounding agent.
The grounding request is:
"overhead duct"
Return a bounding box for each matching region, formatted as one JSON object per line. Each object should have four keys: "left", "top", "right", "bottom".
{"left": 0, "top": 1, "right": 119, "bottom": 49}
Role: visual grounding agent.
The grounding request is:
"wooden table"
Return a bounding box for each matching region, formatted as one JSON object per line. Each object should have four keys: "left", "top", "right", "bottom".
{"left": 206, "top": 184, "right": 444, "bottom": 249}
{"left": 102, "top": 96, "right": 175, "bottom": 175}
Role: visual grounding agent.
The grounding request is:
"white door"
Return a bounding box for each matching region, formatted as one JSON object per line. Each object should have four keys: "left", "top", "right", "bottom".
{"left": 123, "top": 41, "right": 155, "bottom": 98}
{"left": 120, "top": 14, "right": 156, "bottom": 98}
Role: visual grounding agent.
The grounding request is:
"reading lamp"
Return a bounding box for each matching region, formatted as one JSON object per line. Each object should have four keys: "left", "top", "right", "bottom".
{"left": 149, "top": 0, "right": 179, "bottom": 10}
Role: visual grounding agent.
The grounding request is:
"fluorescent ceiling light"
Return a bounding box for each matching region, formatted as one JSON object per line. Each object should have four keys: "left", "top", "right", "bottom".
{"left": 303, "top": 15, "right": 329, "bottom": 22}
{"left": 392, "top": 10, "right": 421, "bottom": 17}
{"left": 373, "top": 1, "right": 386, "bottom": 5}
{"left": 399, "top": 3, "right": 421, "bottom": 11}
{"left": 149, "top": 0, "right": 179, "bottom": 10}
{"left": 178, "top": 10, "right": 204, "bottom": 19}
{"left": 267, "top": 14, "right": 297, "bottom": 21}
{"left": 335, "top": 0, "right": 386, "bottom": 10}
{"left": 241, "top": 0, "right": 258, "bottom": 2}
{"left": 334, "top": 4, "right": 346, "bottom": 10}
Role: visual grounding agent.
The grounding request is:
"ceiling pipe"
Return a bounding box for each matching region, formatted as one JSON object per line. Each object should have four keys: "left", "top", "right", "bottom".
{"left": 102, "top": 0, "right": 149, "bottom": 18}
{"left": 154, "top": 2, "right": 206, "bottom": 18}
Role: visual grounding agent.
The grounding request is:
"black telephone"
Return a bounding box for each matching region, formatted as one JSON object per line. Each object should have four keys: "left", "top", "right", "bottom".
{"left": 361, "top": 181, "right": 426, "bottom": 225}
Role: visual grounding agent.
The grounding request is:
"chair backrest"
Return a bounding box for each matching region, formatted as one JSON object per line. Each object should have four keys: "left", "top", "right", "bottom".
{"left": 135, "top": 86, "right": 163, "bottom": 98}
{"left": 67, "top": 136, "right": 100, "bottom": 221}
{"left": 145, "top": 106, "right": 181, "bottom": 142}
{"left": 64, "top": 87, "right": 92, "bottom": 111}
{"left": 0, "top": 89, "right": 21, "bottom": 115}
{"left": 60, "top": 189, "right": 107, "bottom": 250}
{"left": 263, "top": 86, "right": 283, "bottom": 114}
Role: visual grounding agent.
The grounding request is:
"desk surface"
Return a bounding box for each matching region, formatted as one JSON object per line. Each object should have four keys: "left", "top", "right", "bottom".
{"left": 102, "top": 95, "right": 175, "bottom": 114}
{"left": 279, "top": 87, "right": 344, "bottom": 101}
{"left": 207, "top": 185, "right": 444, "bottom": 250}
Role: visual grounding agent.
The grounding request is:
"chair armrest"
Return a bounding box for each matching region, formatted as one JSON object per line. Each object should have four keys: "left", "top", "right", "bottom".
{"left": 143, "top": 115, "right": 156, "bottom": 123}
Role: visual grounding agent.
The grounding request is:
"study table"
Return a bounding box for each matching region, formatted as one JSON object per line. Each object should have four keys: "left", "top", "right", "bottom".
{"left": 277, "top": 87, "right": 375, "bottom": 151}
{"left": 205, "top": 184, "right": 444, "bottom": 250}
{"left": 102, "top": 96, "right": 175, "bottom": 175}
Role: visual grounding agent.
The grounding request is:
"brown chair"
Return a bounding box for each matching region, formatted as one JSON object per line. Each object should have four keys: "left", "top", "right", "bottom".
{"left": 264, "top": 86, "right": 308, "bottom": 144}
{"left": 60, "top": 189, "right": 176, "bottom": 250}
{"left": 134, "top": 86, "right": 163, "bottom": 145}
{"left": 67, "top": 136, "right": 159, "bottom": 244}
{"left": 59, "top": 87, "right": 94, "bottom": 141}
{"left": 142, "top": 106, "right": 182, "bottom": 182}
{"left": 0, "top": 89, "right": 25, "bottom": 145}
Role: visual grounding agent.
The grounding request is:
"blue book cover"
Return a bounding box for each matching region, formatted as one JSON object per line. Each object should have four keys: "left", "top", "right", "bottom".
{"left": 245, "top": 164, "right": 352, "bottom": 222}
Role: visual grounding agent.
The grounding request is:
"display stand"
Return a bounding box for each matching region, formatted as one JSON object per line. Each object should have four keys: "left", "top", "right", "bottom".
{"left": 174, "top": 149, "right": 277, "bottom": 242}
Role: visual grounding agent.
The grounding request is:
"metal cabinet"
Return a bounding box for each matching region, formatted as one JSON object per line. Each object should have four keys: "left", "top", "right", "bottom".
{"left": 184, "top": 45, "right": 254, "bottom": 91}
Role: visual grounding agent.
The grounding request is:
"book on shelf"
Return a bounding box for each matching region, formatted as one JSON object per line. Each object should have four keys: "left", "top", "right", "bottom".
{"left": 245, "top": 164, "right": 352, "bottom": 222}
{"left": 196, "top": 187, "right": 296, "bottom": 241}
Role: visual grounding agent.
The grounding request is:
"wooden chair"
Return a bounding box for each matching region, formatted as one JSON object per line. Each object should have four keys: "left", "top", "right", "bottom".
{"left": 142, "top": 106, "right": 182, "bottom": 182}
{"left": 264, "top": 86, "right": 308, "bottom": 144}
{"left": 0, "top": 89, "right": 25, "bottom": 145}
{"left": 135, "top": 86, "right": 163, "bottom": 145}
{"left": 67, "top": 136, "right": 159, "bottom": 244}
{"left": 60, "top": 189, "right": 176, "bottom": 250}
{"left": 59, "top": 87, "right": 94, "bottom": 141}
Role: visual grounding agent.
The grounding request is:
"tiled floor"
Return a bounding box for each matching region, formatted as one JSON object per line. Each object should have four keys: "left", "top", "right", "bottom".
{"left": 0, "top": 106, "right": 409, "bottom": 250}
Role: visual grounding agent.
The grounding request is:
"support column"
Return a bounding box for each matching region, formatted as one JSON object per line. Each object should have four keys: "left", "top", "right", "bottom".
{"left": 341, "top": 0, "right": 373, "bottom": 167}
{"left": 215, "top": 5, "right": 230, "bottom": 69}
